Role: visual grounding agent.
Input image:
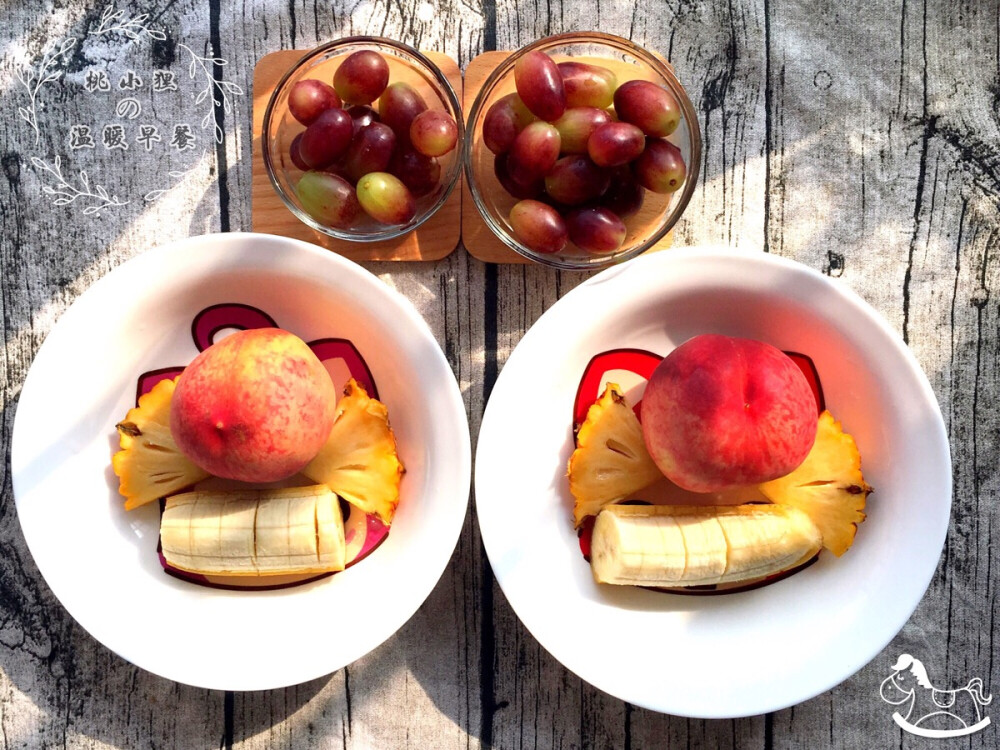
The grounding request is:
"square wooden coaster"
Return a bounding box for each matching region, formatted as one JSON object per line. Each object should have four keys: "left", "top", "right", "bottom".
{"left": 251, "top": 49, "right": 462, "bottom": 261}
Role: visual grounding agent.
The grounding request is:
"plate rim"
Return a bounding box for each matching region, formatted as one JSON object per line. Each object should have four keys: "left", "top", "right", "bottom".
{"left": 11, "top": 231, "right": 472, "bottom": 690}
{"left": 474, "top": 245, "right": 952, "bottom": 718}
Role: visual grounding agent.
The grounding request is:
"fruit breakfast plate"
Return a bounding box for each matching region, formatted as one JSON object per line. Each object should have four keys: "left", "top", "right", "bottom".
{"left": 11, "top": 233, "right": 471, "bottom": 691}
{"left": 475, "top": 247, "right": 951, "bottom": 718}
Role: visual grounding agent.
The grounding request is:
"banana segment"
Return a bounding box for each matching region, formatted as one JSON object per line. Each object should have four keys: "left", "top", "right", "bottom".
{"left": 590, "top": 504, "right": 822, "bottom": 587}
{"left": 160, "top": 486, "right": 346, "bottom": 576}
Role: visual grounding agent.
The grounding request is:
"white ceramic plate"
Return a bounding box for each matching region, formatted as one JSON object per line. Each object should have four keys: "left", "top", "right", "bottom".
{"left": 12, "top": 233, "right": 471, "bottom": 691}
{"left": 476, "top": 247, "right": 951, "bottom": 718}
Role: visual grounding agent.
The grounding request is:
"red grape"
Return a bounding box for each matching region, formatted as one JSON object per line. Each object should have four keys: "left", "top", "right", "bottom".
{"left": 322, "top": 158, "right": 351, "bottom": 182}
{"left": 390, "top": 148, "right": 441, "bottom": 197}
{"left": 483, "top": 101, "right": 517, "bottom": 154}
{"left": 543, "top": 155, "right": 610, "bottom": 206}
{"left": 566, "top": 206, "right": 627, "bottom": 254}
{"left": 507, "top": 121, "right": 560, "bottom": 184}
{"left": 296, "top": 171, "right": 362, "bottom": 228}
{"left": 298, "top": 108, "right": 354, "bottom": 169}
{"left": 557, "top": 61, "right": 617, "bottom": 109}
{"left": 289, "top": 133, "right": 309, "bottom": 171}
{"left": 379, "top": 82, "right": 428, "bottom": 144}
{"left": 613, "top": 80, "right": 681, "bottom": 137}
{"left": 600, "top": 167, "right": 645, "bottom": 218}
{"left": 553, "top": 107, "right": 611, "bottom": 154}
{"left": 633, "top": 138, "right": 686, "bottom": 193}
{"left": 410, "top": 110, "right": 458, "bottom": 157}
{"left": 334, "top": 50, "right": 390, "bottom": 105}
{"left": 509, "top": 199, "right": 568, "bottom": 254}
{"left": 356, "top": 172, "right": 416, "bottom": 224}
{"left": 347, "top": 104, "right": 381, "bottom": 136}
{"left": 288, "top": 79, "right": 342, "bottom": 125}
{"left": 342, "top": 122, "right": 397, "bottom": 183}
{"left": 494, "top": 153, "right": 542, "bottom": 199}
{"left": 587, "top": 121, "right": 645, "bottom": 167}
{"left": 482, "top": 93, "right": 536, "bottom": 154}
{"left": 514, "top": 51, "right": 566, "bottom": 122}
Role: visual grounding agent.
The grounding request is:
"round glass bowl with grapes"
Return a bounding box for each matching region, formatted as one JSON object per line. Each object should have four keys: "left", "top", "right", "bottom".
{"left": 263, "top": 38, "right": 464, "bottom": 242}
{"left": 465, "top": 32, "right": 701, "bottom": 269}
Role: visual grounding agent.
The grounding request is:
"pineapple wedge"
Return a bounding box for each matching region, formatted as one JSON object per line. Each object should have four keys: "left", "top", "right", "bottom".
{"left": 568, "top": 383, "right": 663, "bottom": 527}
{"left": 112, "top": 377, "right": 210, "bottom": 510}
{"left": 302, "top": 379, "right": 404, "bottom": 524}
{"left": 759, "top": 410, "right": 871, "bottom": 556}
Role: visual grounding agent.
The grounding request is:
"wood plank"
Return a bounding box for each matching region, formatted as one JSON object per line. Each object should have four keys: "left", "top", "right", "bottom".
{"left": 749, "top": 0, "right": 1000, "bottom": 746}
{"left": 250, "top": 48, "right": 463, "bottom": 261}
{"left": 220, "top": 4, "right": 488, "bottom": 749}
{"left": 0, "top": 2, "right": 237, "bottom": 747}
{"left": 483, "top": 2, "right": 770, "bottom": 746}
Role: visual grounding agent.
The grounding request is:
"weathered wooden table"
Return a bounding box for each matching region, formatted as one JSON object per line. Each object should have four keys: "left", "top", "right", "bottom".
{"left": 1, "top": 1, "right": 997, "bottom": 747}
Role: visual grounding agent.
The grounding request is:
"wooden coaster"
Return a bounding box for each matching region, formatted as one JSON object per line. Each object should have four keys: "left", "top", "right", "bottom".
{"left": 251, "top": 50, "right": 463, "bottom": 261}
{"left": 461, "top": 51, "right": 675, "bottom": 264}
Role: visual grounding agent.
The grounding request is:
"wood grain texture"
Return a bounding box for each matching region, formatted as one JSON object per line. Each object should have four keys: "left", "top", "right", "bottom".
{"left": 250, "top": 48, "right": 463, "bottom": 261}
{"left": 0, "top": 0, "right": 997, "bottom": 748}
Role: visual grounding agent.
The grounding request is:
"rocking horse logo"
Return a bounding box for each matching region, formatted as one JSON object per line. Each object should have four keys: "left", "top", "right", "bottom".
{"left": 880, "top": 654, "right": 992, "bottom": 738}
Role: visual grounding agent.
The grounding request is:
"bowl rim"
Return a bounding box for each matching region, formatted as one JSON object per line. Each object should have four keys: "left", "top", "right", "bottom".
{"left": 463, "top": 31, "right": 703, "bottom": 270}
{"left": 262, "top": 36, "right": 465, "bottom": 244}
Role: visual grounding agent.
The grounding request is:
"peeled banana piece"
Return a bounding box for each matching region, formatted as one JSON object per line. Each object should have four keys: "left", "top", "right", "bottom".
{"left": 160, "top": 485, "right": 346, "bottom": 576}
{"left": 590, "top": 504, "right": 822, "bottom": 587}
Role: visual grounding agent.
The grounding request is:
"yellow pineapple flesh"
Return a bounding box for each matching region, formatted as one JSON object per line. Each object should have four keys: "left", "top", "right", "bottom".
{"left": 112, "top": 377, "right": 211, "bottom": 510}
{"left": 568, "top": 383, "right": 664, "bottom": 527}
{"left": 301, "top": 379, "right": 404, "bottom": 525}
{"left": 758, "top": 410, "right": 871, "bottom": 556}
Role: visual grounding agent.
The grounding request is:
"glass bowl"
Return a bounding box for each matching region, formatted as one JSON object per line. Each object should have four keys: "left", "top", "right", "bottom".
{"left": 464, "top": 32, "right": 701, "bottom": 269}
{"left": 263, "top": 37, "right": 464, "bottom": 242}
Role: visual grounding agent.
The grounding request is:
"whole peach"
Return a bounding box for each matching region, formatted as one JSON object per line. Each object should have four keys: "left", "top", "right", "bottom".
{"left": 641, "top": 334, "right": 817, "bottom": 492}
{"left": 170, "top": 328, "right": 337, "bottom": 482}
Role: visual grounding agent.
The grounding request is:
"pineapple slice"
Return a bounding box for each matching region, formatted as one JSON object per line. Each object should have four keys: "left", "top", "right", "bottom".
{"left": 112, "top": 377, "right": 210, "bottom": 511}
{"left": 302, "top": 379, "right": 404, "bottom": 525}
{"left": 568, "top": 383, "right": 663, "bottom": 527}
{"left": 758, "top": 410, "right": 871, "bottom": 556}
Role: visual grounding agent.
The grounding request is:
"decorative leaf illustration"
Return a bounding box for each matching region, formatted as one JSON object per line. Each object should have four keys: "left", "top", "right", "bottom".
{"left": 31, "top": 156, "right": 129, "bottom": 216}
{"left": 176, "top": 43, "right": 242, "bottom": 144}
{"left": 17, "top": 35, "right": 75, "bottom": 142}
